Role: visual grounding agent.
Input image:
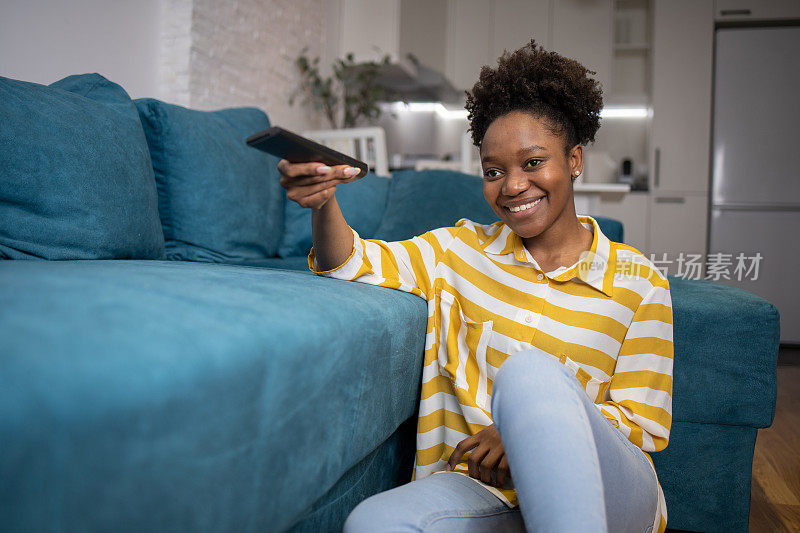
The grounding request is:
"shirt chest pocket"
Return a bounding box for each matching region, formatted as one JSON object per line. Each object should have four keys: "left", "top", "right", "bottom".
{"left": 558, "top": 352, "right": 609, "bottom": 404}
{"left": 437, "top": 291, "right": 494, "bottom": 411}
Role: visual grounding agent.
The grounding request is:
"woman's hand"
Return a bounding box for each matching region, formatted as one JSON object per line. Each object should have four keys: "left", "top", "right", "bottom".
{"left": 447, "top": 424, "right": 511, "bottom": 488}
{"left": 277, "top": 160, "right": 359, "bottom": 210}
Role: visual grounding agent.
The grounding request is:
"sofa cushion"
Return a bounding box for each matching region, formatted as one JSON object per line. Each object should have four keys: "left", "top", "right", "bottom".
{"left": 135, "top": 100, "right": 283, "bottom": 262}
{"left": 0, "top": 74, "right": 164, "bottom": 260}
{"left": 373, "top": 169, "right": 498, "bottom": 241}
{"left": 0, "top": 260, "right": 426, "bottom": 532}
{"left": 278, "top": 172, "right": 389, "bottom": 257}
{"left": 234, "top": 256, "right": 314, "bottom": 272}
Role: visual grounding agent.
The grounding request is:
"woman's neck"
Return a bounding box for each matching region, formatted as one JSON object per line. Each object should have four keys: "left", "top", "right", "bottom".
{"left": 523, "top": 209, "right": 594, "bottom": 273}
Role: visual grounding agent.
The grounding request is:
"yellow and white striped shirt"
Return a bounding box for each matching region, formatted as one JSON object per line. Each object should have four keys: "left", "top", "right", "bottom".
{"left": 309, "top": 215, "right": 673, "bottom": 533}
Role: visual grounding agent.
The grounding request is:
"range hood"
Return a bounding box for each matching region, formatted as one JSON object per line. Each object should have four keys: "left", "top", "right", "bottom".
{"left": 373, "top": 55, "right": 462, "bottom": 104}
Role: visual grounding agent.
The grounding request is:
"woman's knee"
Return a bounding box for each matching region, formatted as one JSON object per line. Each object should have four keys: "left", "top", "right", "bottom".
{"left": 344, "top": 495, "right": 404, "bottom": 533}
{"left": 344, "top": 488, "right": 428, "bottom": 533}
{"left": 494, "top": 350, "right": 572, "bottom": 395}
{"left": 342, "top": 499, "right": 373, "bottom": 533}
{"left": 492, "top": 351, "right": 582, "bottom": 423}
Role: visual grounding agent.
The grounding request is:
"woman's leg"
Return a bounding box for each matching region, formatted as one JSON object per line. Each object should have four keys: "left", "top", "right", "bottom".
{"left": 343, "top": 471, "right": 525, "bottom": 533}
{"left": 491, "top": 350, "right": 658, "bottom": 533}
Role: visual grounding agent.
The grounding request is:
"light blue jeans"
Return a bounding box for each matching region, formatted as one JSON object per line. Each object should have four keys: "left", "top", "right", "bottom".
{"left": 344, "top": 350, "right": 658, "bottom": 532}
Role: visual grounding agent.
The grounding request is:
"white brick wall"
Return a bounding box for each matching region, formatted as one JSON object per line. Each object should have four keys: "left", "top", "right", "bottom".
{"left": 160, "top": 0, "right": 326, "bottom": 131}
{"left": 159, "top": 0, "right": 193, "bottom": 107}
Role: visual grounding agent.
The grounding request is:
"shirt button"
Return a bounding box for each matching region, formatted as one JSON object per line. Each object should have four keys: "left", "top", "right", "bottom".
{"left": 525, "top": 315, "right": 534, "bottom": 323}
{"left": 537, "top": 273, "right": 544, "bottom": 281}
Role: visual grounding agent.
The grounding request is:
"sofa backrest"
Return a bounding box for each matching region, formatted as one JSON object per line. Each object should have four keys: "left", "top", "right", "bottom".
{"left": 372, "top": 169, "right": 498, "bottom": 242}
{"left": 0, "top": 74, "right": 165, "bottom": 260}
{"left": 135, "top": 99, "right": 285, "bottom": 263}
{"left": 0, "top": 72, "right": 626, "bottom": 263}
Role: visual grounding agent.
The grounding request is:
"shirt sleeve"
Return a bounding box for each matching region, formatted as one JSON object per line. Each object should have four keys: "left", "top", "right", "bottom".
{"left": 307, "top": 226, "right": 458, "bottom": 300}
{"left": 596, "top": 280, "right": 674, "bottom": 453}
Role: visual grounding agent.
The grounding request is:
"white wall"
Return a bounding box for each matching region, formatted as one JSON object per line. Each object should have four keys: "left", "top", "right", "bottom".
{"left": 0, "top": 0, "right": 328, "bottom": 130}
{"left": 0, "top": 0, "right": 162, "bottom": 98}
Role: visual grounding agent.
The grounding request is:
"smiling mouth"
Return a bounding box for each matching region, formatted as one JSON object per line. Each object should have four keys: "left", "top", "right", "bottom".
{"left": 505, "top": 197, "right": 544, "bottom": 214}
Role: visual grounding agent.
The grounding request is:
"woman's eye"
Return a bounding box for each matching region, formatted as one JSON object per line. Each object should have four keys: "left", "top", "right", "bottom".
{"left": 483, "top": 169, "right": 501, "bottom": 179}
{"left": 524, "top": 159, "right": 542, "bottom": 169}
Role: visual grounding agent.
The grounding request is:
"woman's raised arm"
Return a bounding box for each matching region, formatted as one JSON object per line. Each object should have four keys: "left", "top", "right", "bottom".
{"left": 278, "top": 159, "right": 357, "bottom": 271}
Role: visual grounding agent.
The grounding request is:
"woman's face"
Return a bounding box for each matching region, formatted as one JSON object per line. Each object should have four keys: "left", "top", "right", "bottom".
{"left": 480, "top": 111, "right": 582, "bottom": 241}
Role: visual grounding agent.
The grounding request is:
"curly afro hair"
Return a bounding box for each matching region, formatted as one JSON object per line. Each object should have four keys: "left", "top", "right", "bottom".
{"left": 465, "top": 40, "right": 603, "bottom": 154}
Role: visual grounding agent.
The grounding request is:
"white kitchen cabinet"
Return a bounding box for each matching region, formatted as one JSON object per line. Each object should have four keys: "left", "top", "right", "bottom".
{"left": 551, "top": 0, "right": 614, "bottom": 96}
{"left": 491, "top": 0, "right": 551, "bottom": 58}
{"left": 339, "top": 0, "right": 402, "bottom": 63}
{"left": 446, "top": 0, "right": 553, "bottom": 91}
{"left": 647, "top": 193, "right": 709, "bottom": 260}
{"left": 714, "top": 0, "right": 800, "bottom": 21}
{"left": 611, "top": 0, "right": 651, "bottom": 104}
{"left": 400, "top": 0, "right": 448, "bottom": 73}
{"left": 334, "top": 1, "right": 613, "bottom": 95}
{"left": 650, "top": 0, "right": 714, "bottom": 194}
{"left": 443, "top": 0, "right": 611, "bottom": 92}
{"left": 445, "top": 0, "right": 493, "bottom": 91}
{"left": 647, "top": 0, "right": 713, "bottom": 259}
{"left": 594, "top": 192, "right": 650, "bottom": 252}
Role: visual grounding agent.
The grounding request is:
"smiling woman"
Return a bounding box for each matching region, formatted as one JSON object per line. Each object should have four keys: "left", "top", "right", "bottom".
{"left": 479, "top": 111, "right": 594, "bottom": 272}
{"left": 279, "top": 39, "right": 673, "bottom": 533}
{"left": 467, "top": 39, "right": 603, "bottom": 273}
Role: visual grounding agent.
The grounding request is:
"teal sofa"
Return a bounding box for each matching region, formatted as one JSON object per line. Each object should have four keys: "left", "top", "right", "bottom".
{"left": 0, "top": 74, "right": 780, "bottom": 532}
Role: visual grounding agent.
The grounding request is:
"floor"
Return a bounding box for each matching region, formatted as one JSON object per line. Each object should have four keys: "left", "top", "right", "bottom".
{"left": 748, "top": 345, "right": 800, "bottom": 532}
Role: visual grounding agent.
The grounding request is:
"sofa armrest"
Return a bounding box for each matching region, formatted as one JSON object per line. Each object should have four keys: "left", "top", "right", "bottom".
{"left": 668, "top": 276, "right": 779, "bottom": 428}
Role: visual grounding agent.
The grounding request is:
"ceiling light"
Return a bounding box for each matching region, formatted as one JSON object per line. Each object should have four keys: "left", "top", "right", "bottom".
{"left": 600, "top": 107, "right": 651, "bottom": 118}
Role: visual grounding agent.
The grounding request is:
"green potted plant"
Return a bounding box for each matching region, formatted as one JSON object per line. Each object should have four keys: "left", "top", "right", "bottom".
{"left": 290, "top": 49, "right": 394, "bottom": 129}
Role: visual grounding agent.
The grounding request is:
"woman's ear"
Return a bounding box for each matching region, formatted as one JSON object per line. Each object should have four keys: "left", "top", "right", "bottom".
{"left": 569, "top": 144, "right": 583, "bottom": 180}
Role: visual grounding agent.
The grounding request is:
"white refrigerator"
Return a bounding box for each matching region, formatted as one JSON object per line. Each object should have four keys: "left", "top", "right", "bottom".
{"left": 710, "top": 26, "right": 800, "bottom": 344}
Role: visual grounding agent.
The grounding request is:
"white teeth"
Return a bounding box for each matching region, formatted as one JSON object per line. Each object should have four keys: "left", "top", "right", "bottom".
{"left": 508, "top": 198, "right": 542, "bottom": 213}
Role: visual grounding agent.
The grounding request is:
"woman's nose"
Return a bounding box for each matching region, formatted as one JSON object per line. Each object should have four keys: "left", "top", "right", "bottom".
{"left": 501, "top": 171, "right": 530, "bottom": 196}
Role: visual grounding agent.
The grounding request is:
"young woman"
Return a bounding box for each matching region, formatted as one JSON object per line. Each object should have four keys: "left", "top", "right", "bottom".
{"left": 278, "top": 40, "right": 673, "bottom": 533}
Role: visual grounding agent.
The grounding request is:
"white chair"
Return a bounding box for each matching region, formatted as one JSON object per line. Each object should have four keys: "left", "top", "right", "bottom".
{"left": 460, "top": 130, "right": 482, "bottom": 176}
{"left": 414, "top": 159, "right": 461, "bottom": 172}
{"left": 415, "top": 131, "right": 483, "bottom": 174}
{"left": 302, "top": 127, "right": 389, "bottom": 177}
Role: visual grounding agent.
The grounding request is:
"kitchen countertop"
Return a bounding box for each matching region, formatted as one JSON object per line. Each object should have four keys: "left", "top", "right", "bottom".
{"left": 573, "top": 183, "right": 631, "bottom": 193}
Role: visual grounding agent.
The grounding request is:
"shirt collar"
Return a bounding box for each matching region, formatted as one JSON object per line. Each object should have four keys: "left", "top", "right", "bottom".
{"left": 483, "top": 216, "right": 615, "bottom": 297}
{"left": 483, "top": 223, "right": 517, "bottom": 256}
